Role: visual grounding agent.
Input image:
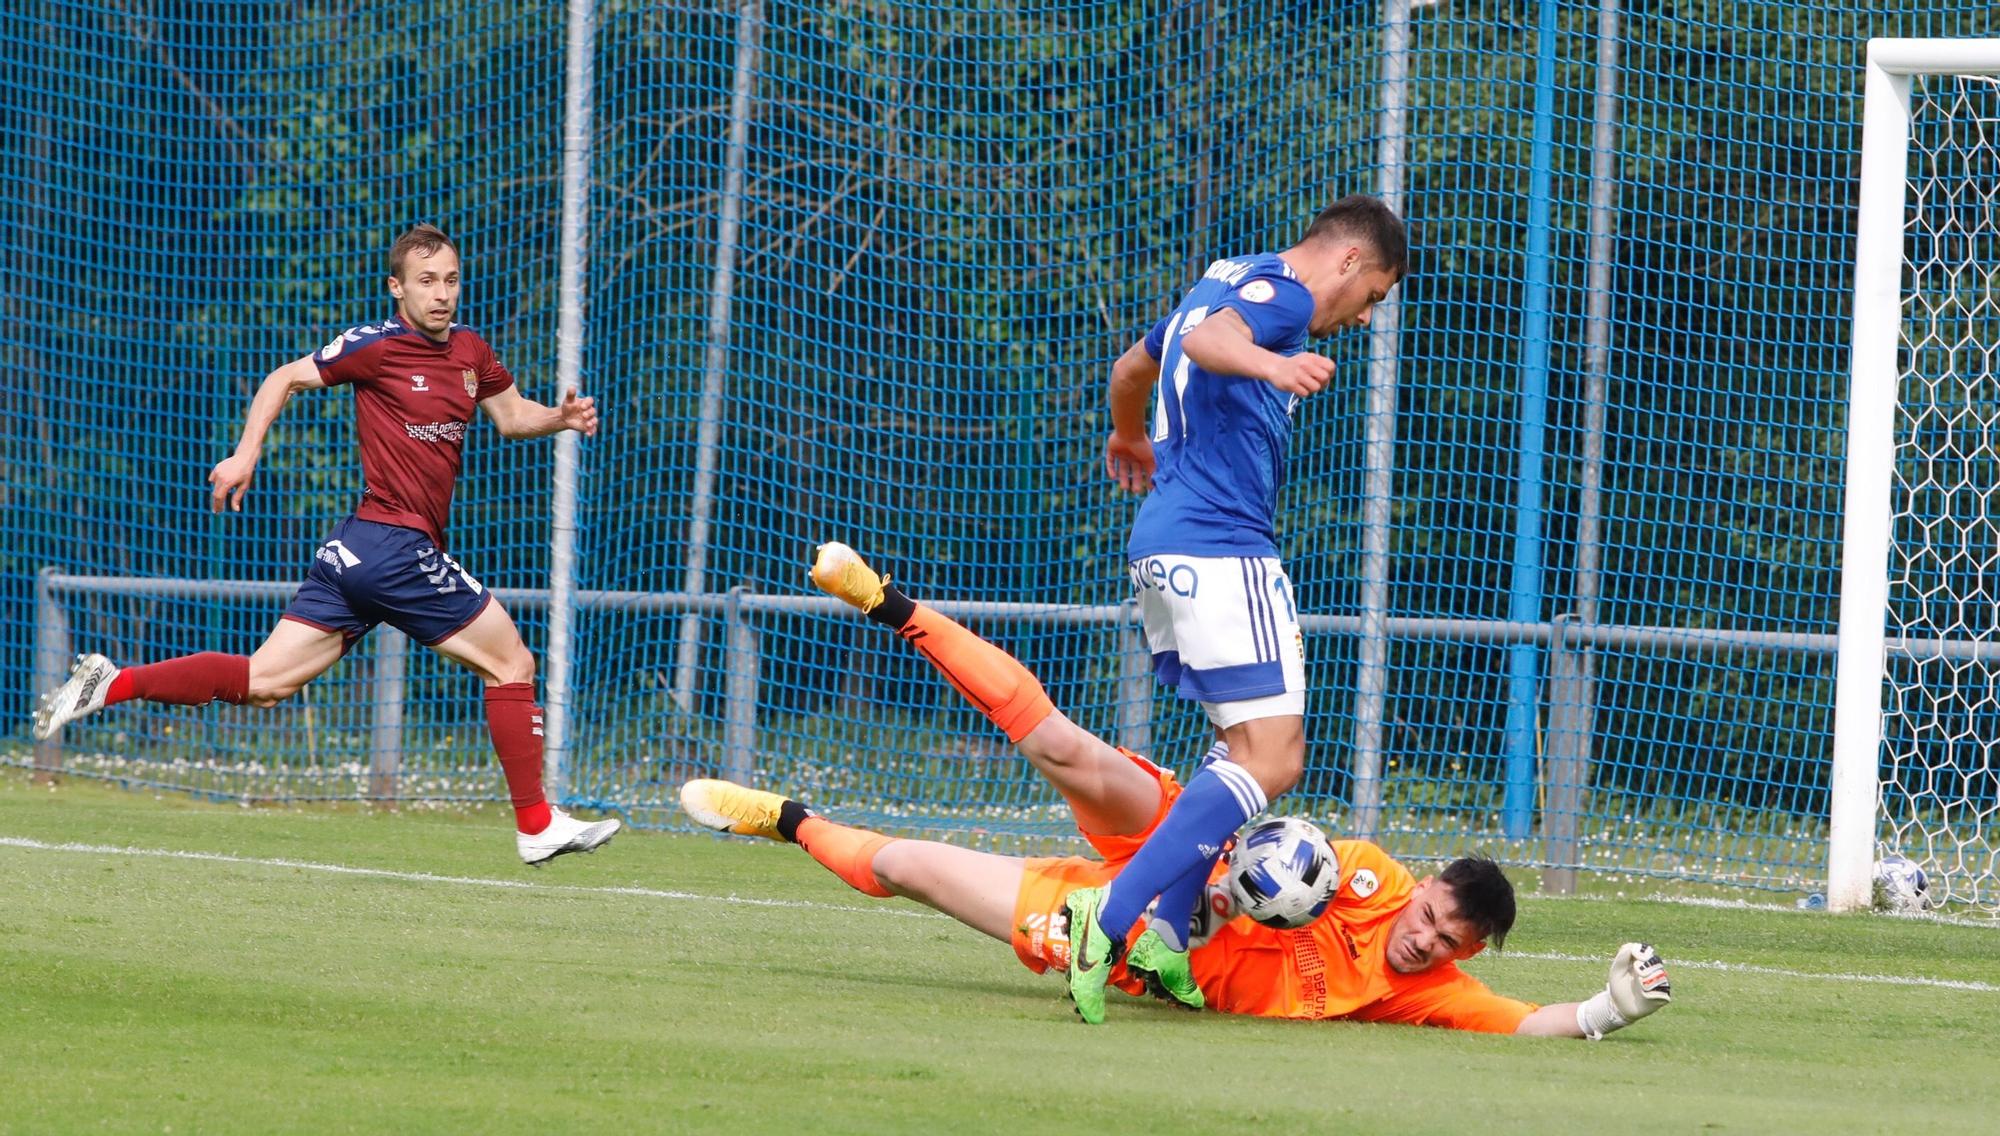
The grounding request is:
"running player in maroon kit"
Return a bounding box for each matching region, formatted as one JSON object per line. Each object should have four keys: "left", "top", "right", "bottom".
{"left": 33, "top": 224, "right": 620, "bottom": 865}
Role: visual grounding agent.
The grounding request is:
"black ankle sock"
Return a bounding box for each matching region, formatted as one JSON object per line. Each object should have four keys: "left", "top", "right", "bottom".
{"left": 867, "top": 582, "right": 917, "bottom": 629}
{"left": 776, "top": 798, "right": 813, "bottom": 843}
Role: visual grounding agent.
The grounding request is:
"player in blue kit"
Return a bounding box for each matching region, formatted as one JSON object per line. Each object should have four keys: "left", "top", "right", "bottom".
{"left": 1070, "top": 195, "right": 1408, "bottom": 1022}
{"left": 33, "top": 224, "right": 620, "bottom": 866}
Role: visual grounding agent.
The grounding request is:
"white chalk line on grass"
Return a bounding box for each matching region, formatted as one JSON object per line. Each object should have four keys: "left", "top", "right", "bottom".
{"left": 0, "top": 835, "right": 940, "bottom": 920}
{"left": 5, "top": 834, "right": 1997, "bottom": 993}
{"left": 1532, "top": 889, "right": 2000, "bottom": 930}
{"left": 1482, "top": 950, "right": 2000, "bottom": 994}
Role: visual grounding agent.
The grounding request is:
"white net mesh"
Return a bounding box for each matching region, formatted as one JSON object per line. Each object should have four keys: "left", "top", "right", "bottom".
{"left": 1881, "top": 72, "right": 2000, "bottom": 913}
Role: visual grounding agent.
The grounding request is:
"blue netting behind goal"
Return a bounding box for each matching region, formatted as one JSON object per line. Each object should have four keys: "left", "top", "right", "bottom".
{"left": 1, "top": 1, "right": 1992, "bottom": 897}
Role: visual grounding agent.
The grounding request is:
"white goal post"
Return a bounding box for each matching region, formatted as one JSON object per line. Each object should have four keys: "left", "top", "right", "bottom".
{"left": 1830, "top": 38, "right": 2000, "bottom": 914}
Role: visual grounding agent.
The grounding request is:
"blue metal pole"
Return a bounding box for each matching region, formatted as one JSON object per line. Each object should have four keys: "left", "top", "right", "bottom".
{"left": 1502, "top": 0, "right": 1563, "bottom": 839}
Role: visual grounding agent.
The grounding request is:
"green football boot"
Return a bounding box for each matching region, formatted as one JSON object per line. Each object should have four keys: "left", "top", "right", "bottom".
{"left": 1126, "top": 927, "right": 1204, "bottom": 1011}
{"left": 1062, "top": 886, "right": 1122, "bottom": 1025}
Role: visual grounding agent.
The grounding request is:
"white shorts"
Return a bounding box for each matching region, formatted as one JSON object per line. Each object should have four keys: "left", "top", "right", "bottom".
{"left": 1127, "top": 554, "right": 1306, "bottom": 729}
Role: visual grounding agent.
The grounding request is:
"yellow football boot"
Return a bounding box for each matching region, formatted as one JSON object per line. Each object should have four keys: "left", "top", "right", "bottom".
{"left": 810, "top": 541, "right": 887, "bottom": 614}
{"left": 679, "top": 778, "right": 789, "bottom": 842}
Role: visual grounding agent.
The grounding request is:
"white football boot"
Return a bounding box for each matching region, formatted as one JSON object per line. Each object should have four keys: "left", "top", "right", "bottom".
{"left": 33, "top": 653, "right": 120, "bottom": 740}
{"left": 517, "top": 806, "right": 622, "bottom": 866}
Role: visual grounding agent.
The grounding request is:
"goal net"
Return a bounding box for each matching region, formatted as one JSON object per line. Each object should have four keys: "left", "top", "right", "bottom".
{"left": 1833, "top": 42, "right": 2000, "bottom": 913}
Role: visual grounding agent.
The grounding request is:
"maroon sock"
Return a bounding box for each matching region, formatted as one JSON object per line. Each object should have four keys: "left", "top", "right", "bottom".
{"left": 107, "top": 653, "right": 250, "bottom": 706}
{"left": 484, "top": 683, "right": 551, "bottom": 834}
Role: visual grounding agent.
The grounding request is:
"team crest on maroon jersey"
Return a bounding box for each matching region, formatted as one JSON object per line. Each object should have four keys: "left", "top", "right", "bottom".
{"left": 461, "top": 369, "right": 478, "bottom": 398}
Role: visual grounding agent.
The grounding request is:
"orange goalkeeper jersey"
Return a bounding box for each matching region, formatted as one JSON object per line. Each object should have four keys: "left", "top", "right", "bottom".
{"left": 1116, "top": 840, "right": 1535, "bottom": 1033}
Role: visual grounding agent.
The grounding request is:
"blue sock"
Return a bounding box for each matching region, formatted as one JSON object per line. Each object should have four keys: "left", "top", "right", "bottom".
{"left": 1145, "top": 741, "right": 1232, "bottom": 952}
{"left": 1194, "top": 738, "right": 1230, "bottom": 773}
{"left": 1100, "top": 757, "right": 1268, "bottom": 941}
{"left": 1145, "top": 861, "right": 1211, "bottom": 951}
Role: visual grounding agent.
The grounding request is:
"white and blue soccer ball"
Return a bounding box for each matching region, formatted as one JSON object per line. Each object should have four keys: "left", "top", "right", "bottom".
{"left": 1227, "top": 816, "right": 1340, "bottom": 929}
{"left": 1871, "top": 854, "right": 1934, "bottom": 914}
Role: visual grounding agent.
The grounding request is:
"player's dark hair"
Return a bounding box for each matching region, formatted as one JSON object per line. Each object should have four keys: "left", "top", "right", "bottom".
{"left": 388, "top": 223, "right": 458, "bottom": 279}
{"left": 1438, "top": 856, "right": 1515, "bottom": 949}
{"left": 1301, "top": 195, "right": 1407, "bottom": 279}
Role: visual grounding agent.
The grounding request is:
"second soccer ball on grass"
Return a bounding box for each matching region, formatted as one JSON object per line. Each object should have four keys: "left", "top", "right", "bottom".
{"left": 1872, "top": 854, "right": 1934, "bottom": 914}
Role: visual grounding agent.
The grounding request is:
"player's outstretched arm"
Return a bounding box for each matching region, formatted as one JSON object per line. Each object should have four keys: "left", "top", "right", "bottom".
{"left": 209, "top": 356, "right": 324, "bottom": 512}
{"left": 480, "top": 386, "right": 598, "bottom": 440}
{"left": 1514, "top": 942, "right": 1673, "bottom": 1039}
{"left": 1104, "top": 338, "right": 1160, "bottom": 493}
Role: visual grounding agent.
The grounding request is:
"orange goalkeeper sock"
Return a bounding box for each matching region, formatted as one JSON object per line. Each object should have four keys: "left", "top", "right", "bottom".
{"left": 874, "top": 599, "right": 1054, "bottom": 743}
{"left": 794, "top": 816, "right": 895, "bottom": 898}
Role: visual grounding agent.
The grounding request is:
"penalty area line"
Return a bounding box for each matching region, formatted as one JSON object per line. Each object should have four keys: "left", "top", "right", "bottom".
{"left": 0, "top": 834, "right": 943, "bottom": 920}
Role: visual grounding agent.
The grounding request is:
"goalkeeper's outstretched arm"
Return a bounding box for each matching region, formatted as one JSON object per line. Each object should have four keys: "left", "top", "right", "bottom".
{"left": 1513, "top": 943, "right": 1673, "bottom": 1039}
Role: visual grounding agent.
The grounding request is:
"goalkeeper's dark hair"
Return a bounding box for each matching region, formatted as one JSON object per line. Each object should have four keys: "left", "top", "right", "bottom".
{"left": 1439, "top": 855, "right": 1515, "bottom": 949}
{"left": 1300, "top": 194, "right": 1408, "bottom": 279}
{"left": 388, "top": 223, "right": 458, "bottom": 279}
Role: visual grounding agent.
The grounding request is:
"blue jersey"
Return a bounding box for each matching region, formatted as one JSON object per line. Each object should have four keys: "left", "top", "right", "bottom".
{"left": 1126, "top": 253, "right": 1316, "bottom": 559}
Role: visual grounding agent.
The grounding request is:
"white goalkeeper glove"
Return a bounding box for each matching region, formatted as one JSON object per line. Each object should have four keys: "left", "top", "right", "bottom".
{"left": 1575, "top": 942, "right": 1672, "bottom": 1041}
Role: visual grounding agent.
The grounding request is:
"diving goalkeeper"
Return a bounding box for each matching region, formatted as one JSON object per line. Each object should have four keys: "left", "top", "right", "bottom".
{"left": 680, "top": 543, "right": 1673, "bottom": 1038}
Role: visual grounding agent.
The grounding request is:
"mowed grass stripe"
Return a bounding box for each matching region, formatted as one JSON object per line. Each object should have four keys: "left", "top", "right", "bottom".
{"left": 5, "top": 831, "right": 1994, "bottom": 994}
{"left": 7, "top": 773, "right": 2000, "bottom": 1135}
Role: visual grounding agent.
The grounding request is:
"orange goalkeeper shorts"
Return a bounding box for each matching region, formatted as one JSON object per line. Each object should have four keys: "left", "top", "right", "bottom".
{"left": 1009, "top": 747, "right": 1182, "bottom": 975}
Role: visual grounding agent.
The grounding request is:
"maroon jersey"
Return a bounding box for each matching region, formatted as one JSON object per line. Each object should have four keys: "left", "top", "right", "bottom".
{"left": 310, "top": 317, "right": 515, "bottom": 548}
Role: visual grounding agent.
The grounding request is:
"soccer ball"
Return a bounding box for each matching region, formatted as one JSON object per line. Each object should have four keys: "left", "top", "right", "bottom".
{"left": 1226, "top": 817, "right": 1340, "bottom": 929}
{"left": 1871, "top": 854, "right": 1934, "bottom": 914}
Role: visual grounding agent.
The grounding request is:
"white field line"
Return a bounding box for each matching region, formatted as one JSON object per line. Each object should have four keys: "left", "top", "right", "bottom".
{"left": 1481, "top": 950, "right": 2000, "bottom": 994}
{"left": 1535, "top": 889, "right": 2000, "bottom": 931}
{"left": 0, "top": 835, "right": 939, "bottom": 920}
{"left": 5, "top": 834, "right": 1997, "bottom": 994}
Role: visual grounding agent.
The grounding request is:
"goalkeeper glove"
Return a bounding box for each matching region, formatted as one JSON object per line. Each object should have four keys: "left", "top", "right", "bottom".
{"left": 1575, "top": 942, "right": 1672, "bottom": 1040}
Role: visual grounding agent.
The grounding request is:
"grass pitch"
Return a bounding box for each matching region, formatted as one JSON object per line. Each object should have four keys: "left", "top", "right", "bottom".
{"left": 2, "top": 769, "right": 1996, "bottom": 1135}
